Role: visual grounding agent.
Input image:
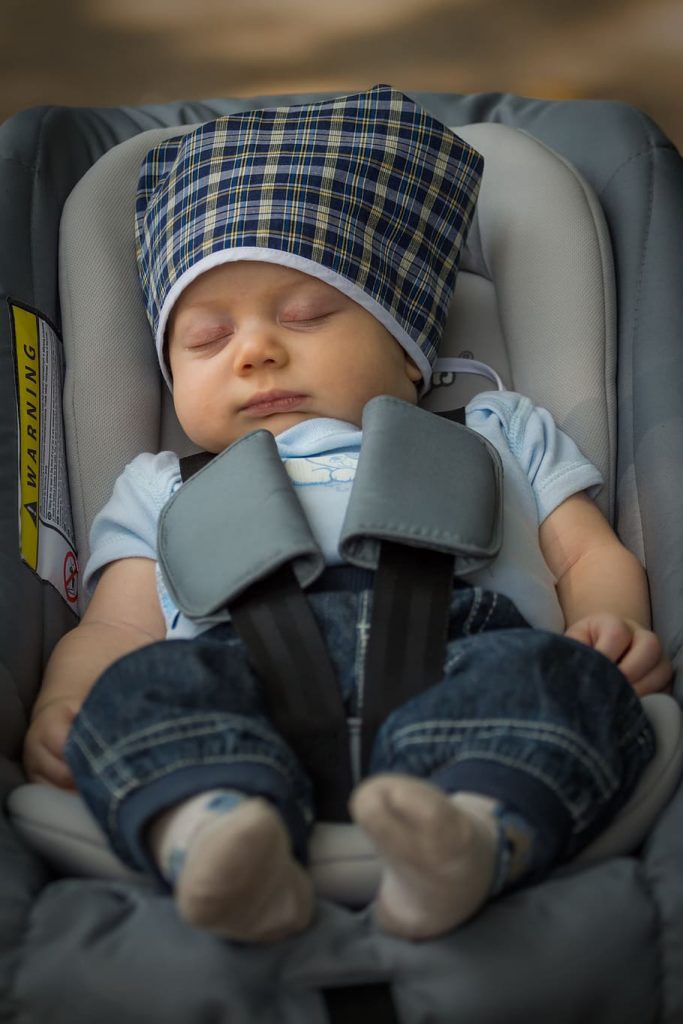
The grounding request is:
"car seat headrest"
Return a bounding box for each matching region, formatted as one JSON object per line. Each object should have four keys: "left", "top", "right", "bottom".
{"left": 59, "top": 121, "right": 616, "bottom": 605}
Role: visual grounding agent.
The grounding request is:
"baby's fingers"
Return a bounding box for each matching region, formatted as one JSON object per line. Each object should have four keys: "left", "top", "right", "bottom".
{"left": 616, "top": 629, "right": 660, "bottom": 683}
{"left": 618, "top": 632, "right": 673, "bottom": 695}
{"left": 24, "top": 742, "right": 76, "bottom": 789}
{"left": 565, "top": 616, "right": 632, "bottom": 664}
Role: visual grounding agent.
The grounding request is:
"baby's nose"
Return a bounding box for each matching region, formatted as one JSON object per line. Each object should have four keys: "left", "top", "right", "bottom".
{"left": 234, "top": 326, "right": 286, "bottom": 370}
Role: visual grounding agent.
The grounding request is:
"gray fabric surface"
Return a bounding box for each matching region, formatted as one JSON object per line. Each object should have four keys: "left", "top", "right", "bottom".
{"left": 0, "top": 91, "right": 682, "bottom": 1022}
{"left": 159, "top": 431, "right": 325, "bottom": 617}
{"left": 4, "top": 862, "right": 664, "bottom": 1023}
{"left": 339, "top": 396, "right": 502, "bottom": 569}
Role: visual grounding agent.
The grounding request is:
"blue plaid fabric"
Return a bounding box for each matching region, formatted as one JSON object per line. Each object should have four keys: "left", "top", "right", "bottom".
{"left": 135, "top": 84, "right": 484, "bottom": 389}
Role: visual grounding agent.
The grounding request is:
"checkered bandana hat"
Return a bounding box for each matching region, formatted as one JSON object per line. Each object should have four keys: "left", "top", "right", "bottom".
{"left": 135, "top": 84, "right": 484, "bottom": 391}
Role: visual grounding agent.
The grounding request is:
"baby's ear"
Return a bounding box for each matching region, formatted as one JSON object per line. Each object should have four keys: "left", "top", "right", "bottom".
{"left": 405, "top": 354, "right": 423, "bottom": 383}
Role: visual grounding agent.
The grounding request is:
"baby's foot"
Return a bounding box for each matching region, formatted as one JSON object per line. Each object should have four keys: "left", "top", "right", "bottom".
{"left": 175, "top": 797, "right": 314, "bottom": 943}
{"left": 350, "top": 775, "right": 499, "bottom": 939}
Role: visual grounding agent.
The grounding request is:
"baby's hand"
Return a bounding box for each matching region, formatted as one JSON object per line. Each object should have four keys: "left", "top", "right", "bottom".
{"left": 564, "top": 614, "right": 673, "bottom": 697}
{"left": 23, "top": 698, "right": 79, "bottom": 790}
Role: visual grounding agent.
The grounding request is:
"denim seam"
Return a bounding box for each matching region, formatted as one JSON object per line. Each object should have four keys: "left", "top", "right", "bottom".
{"left": 73, "top": 707, "right": 113, "bottom": 756}
{"left": 354, "top": 589, "right": 371, "bottom": 714}
{"left": 617, "top": 714, "right": 655, "bottom": 750}
{"left": 110, "top": 750, "right": 297, "bottom": 794}
{"left": 443, "top": 649, "right": 465, "bottom": 675}
{"left": 387, "top": 718, "right": 618, "bottom": 794}
{"left": 349, "top": 590, "right": 372, "bottom": 785}
{"left": 477, "top": 590, "right": 498, "bottom": 632}
{"left": 390, "top": 724, "right": 616, "bottom": 794}
{"left": 104, "top": 752, "right": 303, "bottom": 837}
{"left": 462, "top": 587, "right": 482, "bottom": 634}
{"left": 81, "top": 713, "right": 285, "bottom": 771}
{"left": 107, "top": 711, "right": 277, "bottom": 749}
{"left": 69, "top": 733, "right": 134, "bottom": 794}
{"left": 71, "top": 714, "right": 135, "bottom": 790}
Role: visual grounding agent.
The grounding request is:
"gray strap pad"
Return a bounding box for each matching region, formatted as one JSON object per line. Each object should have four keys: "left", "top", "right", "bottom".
{"left": 339, "top": 396, "right": 503, "bottom": 574}
{"left": 157, "top": 430, "right": 324, "bottom": 622}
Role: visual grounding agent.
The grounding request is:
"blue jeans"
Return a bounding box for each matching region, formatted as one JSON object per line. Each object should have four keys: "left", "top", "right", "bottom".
{"left": 65, "top": 572, "right": 655, "bottom": 884}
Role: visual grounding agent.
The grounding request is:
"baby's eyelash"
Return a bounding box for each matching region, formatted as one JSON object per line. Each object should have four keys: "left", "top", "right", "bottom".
{"left": 281, "top": 311, "right": 332, "bottom": 324}
{"left": 187, "top": 329, "right": 231, "bottom": 349}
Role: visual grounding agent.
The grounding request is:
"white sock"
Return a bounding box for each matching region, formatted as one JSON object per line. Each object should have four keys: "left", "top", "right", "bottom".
{"left": 147, "top": 790, "right": 314, "bottom": 943}
{"left": 148, "top": 788, "right": 246, "bottom": 883}
{"left": 350, "top": 775, "right": 534, "bottom": 940}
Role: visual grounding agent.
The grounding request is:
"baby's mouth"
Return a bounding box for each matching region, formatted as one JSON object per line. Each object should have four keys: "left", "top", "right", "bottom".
{"left": 241, "top": 390, "right": 307, "bottom": 415}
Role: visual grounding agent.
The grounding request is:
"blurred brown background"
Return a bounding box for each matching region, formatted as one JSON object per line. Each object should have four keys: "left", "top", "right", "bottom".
{"left": 3, "top": 0, "right": 682, "bottom": 149}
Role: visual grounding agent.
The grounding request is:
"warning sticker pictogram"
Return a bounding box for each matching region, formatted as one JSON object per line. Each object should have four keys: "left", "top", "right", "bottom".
{"left": 63, "top": 551, "right": 79, "bottom": 604}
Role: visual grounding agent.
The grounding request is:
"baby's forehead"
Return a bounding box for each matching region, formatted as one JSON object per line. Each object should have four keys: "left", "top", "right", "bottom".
{"left": 167, "top": 260, "right": 352, "bottom": 336}
{"left": 178, "top": 261, "right": 340, "bottom": 306}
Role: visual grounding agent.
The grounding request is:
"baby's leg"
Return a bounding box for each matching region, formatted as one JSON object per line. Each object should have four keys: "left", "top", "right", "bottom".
{"left": 355, "top": 615, "right": 655, "bottom": 940}
{"left": 64, "top": 632, "right": 318, "bottom": 943}
{"left": 149, "top": 790, "right": 314, "bottom": 943}
{"left": 350, "top": 775, "right": 532, "bottom": 939}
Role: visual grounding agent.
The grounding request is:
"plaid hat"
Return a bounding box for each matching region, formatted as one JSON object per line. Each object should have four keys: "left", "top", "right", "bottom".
{"left": 135, "top": 84, "right": 484, "bottom": 391}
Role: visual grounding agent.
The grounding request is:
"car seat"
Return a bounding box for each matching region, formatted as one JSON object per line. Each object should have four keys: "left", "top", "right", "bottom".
{"left": 1, "top": 90, "right": 683, "bottom": 1023}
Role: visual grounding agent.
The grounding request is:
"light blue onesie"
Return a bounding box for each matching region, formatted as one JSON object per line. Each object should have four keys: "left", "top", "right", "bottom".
{"left": 84, "top": 391, "right": 603, "bottom": 638}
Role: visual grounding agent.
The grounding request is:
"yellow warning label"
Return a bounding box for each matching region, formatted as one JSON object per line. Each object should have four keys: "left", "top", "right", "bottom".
{"left": 10, "top": 301, "right": 78, "bottom": 609}
{"left": 12, "top": 304, "right": 40, "bottom": 570}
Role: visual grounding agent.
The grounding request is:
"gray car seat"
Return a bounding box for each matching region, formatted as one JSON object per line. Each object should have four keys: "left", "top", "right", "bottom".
{"left": 1, "top": 90, "right": 683, "bottom": 1023}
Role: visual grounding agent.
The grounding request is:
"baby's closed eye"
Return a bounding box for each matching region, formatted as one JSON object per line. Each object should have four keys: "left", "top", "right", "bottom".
{"left": 280, "top": 305, "right": 333, "bottom": 326}
{"left": 185, "top": 325, "right": 233, "bottom": 349}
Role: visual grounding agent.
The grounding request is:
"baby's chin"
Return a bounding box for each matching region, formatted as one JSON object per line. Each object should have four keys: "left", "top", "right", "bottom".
{"left": 201, "top": 410, "right": 325, "bottom": 453}
{"left": 251, "top": 409, "right": 325, "bottom": 440}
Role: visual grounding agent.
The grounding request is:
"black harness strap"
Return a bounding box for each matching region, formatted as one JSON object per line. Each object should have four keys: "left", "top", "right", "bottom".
{"left": 360, "top": 541, "right": 456, "bottom": 774}
{"left": 229, "top": 563, "right": 353, "bottom": 822}
{"left": 435, "top": 405, "right": 467, "bottom": 425}
{"left": 179, "top": 450, "right": 214, "bottom": 480}
{"left": 322, "top": 983, "right": 401, "bottom": 1023}
{"left": 358, "top": 405, "right": 465, "bottom": 768}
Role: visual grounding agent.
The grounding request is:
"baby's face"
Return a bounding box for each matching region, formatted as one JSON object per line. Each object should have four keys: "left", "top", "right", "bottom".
{"left": 166, "top": 261, "right": 422, "bottom": 452}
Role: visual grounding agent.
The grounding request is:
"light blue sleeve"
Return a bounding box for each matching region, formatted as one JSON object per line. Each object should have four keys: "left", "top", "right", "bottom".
{"left": 83, "top": 451, "right": 181, "bottom": 596}
{"left": 468, "top": 391, "right": 604, "bottom": 524}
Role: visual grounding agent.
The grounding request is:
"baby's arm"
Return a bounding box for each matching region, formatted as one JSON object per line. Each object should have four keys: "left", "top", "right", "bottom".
{"left": 23, "top": 557, "right": 166, "bottom": 789}
{"left": 540, "top": 492, "right": 672, "bottom": 695}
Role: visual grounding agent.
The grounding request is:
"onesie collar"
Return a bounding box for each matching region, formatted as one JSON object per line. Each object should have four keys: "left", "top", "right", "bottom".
{"left": 275, "top": 417, "right": 362, "bottom": 457}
